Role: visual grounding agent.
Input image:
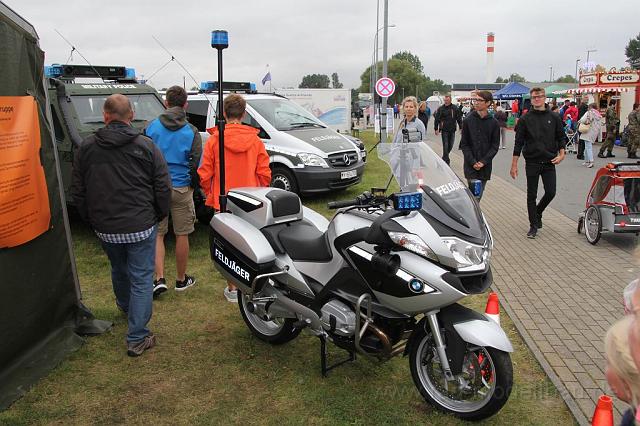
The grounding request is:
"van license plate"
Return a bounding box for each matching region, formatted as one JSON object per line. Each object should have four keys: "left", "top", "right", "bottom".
{"left": 341, "top": 170, "right": 357, "bottom": 179}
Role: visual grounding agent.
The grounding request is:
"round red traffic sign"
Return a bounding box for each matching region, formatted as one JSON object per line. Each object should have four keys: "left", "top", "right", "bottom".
{"left": 375, "top": 77, "right": 396, "bottom": 98}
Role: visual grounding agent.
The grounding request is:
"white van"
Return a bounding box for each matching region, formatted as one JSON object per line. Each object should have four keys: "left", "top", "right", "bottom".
{"left": 186, "top": 83, "right": 366, "bottom": 195}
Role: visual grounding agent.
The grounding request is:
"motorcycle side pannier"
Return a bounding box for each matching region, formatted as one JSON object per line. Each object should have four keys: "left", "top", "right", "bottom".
{"left": 210, "top": 213, "right": 276, "bottom": 292}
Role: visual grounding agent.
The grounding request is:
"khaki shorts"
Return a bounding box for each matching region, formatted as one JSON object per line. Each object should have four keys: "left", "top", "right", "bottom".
{"left": 158, "top": 187, "right": 195, "bottom": 236}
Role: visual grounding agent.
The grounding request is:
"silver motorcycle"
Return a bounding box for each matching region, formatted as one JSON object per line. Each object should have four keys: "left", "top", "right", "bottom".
{"left": 208, "top": 140, "right": 514, "bottom": 421}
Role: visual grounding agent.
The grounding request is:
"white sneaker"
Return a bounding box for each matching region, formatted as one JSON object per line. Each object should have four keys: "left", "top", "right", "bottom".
{"left": 587, "top": 162, "right": 594, "bottom": 168}
{"left": 582, "top": 162, "right": 588, "bottom": 166}
{"left": 223, "top": 287, "right": 238, "bottom": 303}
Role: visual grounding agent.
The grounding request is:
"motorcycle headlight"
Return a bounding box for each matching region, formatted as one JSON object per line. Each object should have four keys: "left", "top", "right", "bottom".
{"left": 441, "top": 237, "right": 489, "bottom": 270}
{"left": 297, "top": 153, "right": 329, "bottom": 168}
{"left": 388, "top": 232, "right": 438, "bottom": 262}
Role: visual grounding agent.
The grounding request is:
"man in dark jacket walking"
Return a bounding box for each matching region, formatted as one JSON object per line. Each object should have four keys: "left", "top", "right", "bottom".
{"left": 510, "top": 87, "right": 566, "bottom": 239}
{"left": 145, "top": 86, "right": 202, "bottom": 297}
{"left": 434, "top": 95, "right": 462, "bottom": 165}
{"left": 71, "top": 94, "right": 171, "bottom": 357}
{"left": 460, "top": 91, "right": 500, "bottom": 201}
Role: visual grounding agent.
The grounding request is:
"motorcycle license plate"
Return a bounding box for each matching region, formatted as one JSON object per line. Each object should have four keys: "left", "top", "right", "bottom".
{"left": 341, "top": 170, "right": 357, "bottom": 179}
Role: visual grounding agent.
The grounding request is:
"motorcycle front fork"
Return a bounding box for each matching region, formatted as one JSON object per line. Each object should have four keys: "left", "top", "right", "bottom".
{"left": 426, "top": 311, "right": 455, "bottom": 382}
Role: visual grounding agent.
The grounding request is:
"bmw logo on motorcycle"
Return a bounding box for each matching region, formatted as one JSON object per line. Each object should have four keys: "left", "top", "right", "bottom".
{"left": 409, "top": 278, "right": 425, "bottom": 293}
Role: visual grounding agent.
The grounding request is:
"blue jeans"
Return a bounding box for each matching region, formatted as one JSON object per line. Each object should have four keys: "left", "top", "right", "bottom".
{"left": 582, "top": 139, "right": 593, "bottom": 162}
{"left": 441, "top": 131, "right": 456, "bottom": 165}
{"left": 100, "top": 228, "right": 156, "bottom": 344}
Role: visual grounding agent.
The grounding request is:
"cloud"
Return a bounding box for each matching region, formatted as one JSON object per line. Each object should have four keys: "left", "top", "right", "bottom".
{"left": 6, "top": 0, "right": 637, "bottom": 91}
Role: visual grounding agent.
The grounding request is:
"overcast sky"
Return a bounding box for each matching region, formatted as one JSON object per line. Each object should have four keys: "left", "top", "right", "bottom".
{"left": 6, "top": 0, "right": 637, "bottom": 91}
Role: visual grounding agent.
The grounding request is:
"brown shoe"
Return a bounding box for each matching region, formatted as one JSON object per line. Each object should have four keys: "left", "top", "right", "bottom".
{"left": 127, "top": 333, "right": 156, "bottom": 357}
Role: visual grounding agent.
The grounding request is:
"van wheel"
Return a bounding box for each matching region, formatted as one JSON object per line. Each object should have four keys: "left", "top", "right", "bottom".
{"left": 271, "top": 167, "right": 298, "bottom": 193}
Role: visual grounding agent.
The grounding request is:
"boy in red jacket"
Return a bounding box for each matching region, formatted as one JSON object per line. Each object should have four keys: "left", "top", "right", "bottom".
{"left": 198, "top": 94, "right": 271, "bottom": 301}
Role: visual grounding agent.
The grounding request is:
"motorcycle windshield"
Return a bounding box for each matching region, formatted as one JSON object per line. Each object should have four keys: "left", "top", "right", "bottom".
{"left": 377, "top": 142, "right": 485, "bottom": 241}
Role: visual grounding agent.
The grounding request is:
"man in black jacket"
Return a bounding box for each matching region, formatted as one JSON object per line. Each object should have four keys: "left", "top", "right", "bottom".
{"left": 459, "top": 91, "right": 500, "bottom": 201}
{"left": 71, "top": 94, "right": 171, "bottom": 357}
{"left": 510, "top": 87, "right": 567, "bottom": 239}
{"left": 434, "top": 95, "right": 462, "bottom": 165}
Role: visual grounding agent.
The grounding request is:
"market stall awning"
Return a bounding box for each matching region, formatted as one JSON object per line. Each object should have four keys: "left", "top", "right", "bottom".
{"left": 522, "top": 84, "right": 571, "bottom": 99}
{"left": 553, "top": 87, "right": 631, "bottom": 95}
{"left": 492, "top": 82, "right": 530, "bottom": 100}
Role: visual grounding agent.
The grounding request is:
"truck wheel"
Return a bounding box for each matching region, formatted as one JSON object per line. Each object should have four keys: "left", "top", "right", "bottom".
{"left": 271, "top": 166, "right": 299, "bottom": 194}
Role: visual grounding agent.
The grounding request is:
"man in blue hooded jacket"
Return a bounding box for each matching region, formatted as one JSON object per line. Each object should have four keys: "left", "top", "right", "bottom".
{"left": 146, "top": 86, "right": 202, "bottom": 296}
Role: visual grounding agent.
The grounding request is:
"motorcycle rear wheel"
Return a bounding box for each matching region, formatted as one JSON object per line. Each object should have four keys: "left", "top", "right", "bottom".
{"left": 237, "top": 289, "right": 301, "bottom": 344}
{"left": 409, "top": 328, "right": 513, "bottom": 421}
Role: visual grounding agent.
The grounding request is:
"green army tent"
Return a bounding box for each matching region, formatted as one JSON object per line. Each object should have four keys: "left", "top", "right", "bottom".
{"left": 0, "top": 1, "right": 109, "bottom": 410}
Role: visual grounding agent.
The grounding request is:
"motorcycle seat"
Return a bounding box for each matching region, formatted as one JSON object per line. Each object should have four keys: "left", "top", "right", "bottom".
{"left": 278, "top": 222, "right": 333, "bottom": 262}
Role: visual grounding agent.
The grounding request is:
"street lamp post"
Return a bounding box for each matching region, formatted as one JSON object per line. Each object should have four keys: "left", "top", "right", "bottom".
{"left": 549, "top": 66, "right": 553, "bottom": 82}
{"left": 380, "top": 0, "right": 389, "bottom": 143}
{"left": 575, "top": 58, "right": 581, "bottom": 82}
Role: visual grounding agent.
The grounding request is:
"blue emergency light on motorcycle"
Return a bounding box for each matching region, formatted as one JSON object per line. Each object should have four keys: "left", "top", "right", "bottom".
{"left": 392, "top": 192, "right": 422, "bottom": 211}
{"left": 211, "top": 30, "right": 229, "bottom": 49}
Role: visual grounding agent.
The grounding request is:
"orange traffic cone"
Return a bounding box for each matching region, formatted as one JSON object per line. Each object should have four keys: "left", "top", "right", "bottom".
{"left": 485, "top": 292, "right": 500, "bottom": 324}
{"left": 591, "top": 395, "right": 614, "bottom": 426}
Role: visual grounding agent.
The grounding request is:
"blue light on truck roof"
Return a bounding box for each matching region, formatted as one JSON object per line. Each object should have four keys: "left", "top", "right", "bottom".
{"left": 200, "top": 81, "right": 217, "bottom": 91}
{"left": 44, "top": 65, "right": 63, "bottom": 78}
{"left": 211, "top": 30, "right": 229, "bottom": 48}
{"left": 250, "top": 83, "right": 257, "bottom": 92}
{"left": 125, "top": 68, "right": 136, "bottom": 79}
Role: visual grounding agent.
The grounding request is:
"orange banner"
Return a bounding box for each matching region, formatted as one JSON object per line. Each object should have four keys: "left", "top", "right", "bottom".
{"left": 0, "top": 96, "right": 51, "bottom": 248}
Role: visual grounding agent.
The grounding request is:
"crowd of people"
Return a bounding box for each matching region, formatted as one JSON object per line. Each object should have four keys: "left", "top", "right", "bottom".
{"left": 71, "top": 87, "right": 270, "bottom": 357}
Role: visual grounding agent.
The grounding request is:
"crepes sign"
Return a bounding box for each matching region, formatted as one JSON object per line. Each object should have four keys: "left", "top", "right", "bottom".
{"left": 0, "top": 96, "right": 51, "bottom": 248}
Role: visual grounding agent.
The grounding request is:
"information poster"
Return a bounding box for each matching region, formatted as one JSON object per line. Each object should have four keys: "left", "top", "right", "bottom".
{"left": 0, "top": 96, "right": 50, "bottom": 248}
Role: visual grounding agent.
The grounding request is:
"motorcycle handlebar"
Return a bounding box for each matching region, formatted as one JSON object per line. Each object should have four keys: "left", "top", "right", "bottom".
{"left": 327, "top": 199, "right": 359, "bottom": 209}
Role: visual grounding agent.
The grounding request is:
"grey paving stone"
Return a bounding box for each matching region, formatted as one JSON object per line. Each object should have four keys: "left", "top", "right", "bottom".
{"left": 438, "top": 146, "right": 638, "bottom": 424}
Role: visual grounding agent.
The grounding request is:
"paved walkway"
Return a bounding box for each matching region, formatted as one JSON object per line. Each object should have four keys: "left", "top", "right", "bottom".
{"left": 428, "top": 140, "right": 639, "bottom": 425}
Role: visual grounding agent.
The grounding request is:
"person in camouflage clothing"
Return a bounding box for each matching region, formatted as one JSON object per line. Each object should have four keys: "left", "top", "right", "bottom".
{"left": 626, "top": 103, "right": 640, "bottom": 159}
{"left": 598, "top": 99, "right": 619, "bottom": 158}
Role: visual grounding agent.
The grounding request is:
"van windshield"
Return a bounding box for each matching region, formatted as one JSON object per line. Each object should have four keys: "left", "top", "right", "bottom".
{"left": 70, "top": 94, "right": 165, "bottom": 127}
{"left": 247, "top": 98, "right": 325, "bottom": 131}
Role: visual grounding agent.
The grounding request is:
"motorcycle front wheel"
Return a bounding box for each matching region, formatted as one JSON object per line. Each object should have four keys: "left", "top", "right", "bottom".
{"left": 237, "top": 289, "right": 301, "bottom": 344}
{"left": 409, "top": 328, "right": 513, "bottom": 421}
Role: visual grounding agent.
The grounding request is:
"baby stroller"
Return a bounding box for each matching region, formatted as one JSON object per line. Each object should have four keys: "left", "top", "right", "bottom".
{"left": 564, "top": 117, "right": 578, "bottom": 154}
{"left": 577, "top": 162, "right": 640, "bottom": 244}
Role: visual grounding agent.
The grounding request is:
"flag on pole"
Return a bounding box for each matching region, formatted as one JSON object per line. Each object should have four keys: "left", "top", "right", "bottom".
{"left": 261, "top": 71, "right": 271, "bottom": 85}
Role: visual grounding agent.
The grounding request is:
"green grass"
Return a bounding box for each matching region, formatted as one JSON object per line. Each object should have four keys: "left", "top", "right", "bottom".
{"left": 0, "top": 132, "right": 575, "bottom": 425}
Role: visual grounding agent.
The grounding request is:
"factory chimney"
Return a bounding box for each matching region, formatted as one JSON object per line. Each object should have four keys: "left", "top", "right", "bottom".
{"left": 486, "top": 32, "right": 495, "bottom": 83}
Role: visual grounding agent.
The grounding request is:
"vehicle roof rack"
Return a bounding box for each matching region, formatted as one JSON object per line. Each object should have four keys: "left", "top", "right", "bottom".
{"left": 44, "top": 64, "right": 138, "bottom": 83}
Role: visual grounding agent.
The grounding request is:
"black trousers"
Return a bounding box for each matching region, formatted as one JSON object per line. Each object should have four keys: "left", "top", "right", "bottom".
{"left": 441, "top": 131, "right": 456, "bottom": 165}
{"left": 577, "top": 138, "right": 585, "bottom": 158}
{"left": 525, "top": 162, "right": 556, "bottom": 227}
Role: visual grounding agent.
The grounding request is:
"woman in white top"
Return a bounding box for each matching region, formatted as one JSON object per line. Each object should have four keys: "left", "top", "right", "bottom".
{"left": 392, "top": 96, "right": 426, "bottom": 144}
{"left": 578, "top": 103, "right": 603, "bottom": 168}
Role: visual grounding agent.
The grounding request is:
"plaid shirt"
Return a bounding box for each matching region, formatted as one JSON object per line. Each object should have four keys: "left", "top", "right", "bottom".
{"left": 95, "top": 225, "right": 155, "bottom": 244}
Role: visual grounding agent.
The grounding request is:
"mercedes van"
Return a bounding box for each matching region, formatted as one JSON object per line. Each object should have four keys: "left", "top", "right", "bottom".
{"left": 186, "top": 82, "right": 366, "bottom": 195}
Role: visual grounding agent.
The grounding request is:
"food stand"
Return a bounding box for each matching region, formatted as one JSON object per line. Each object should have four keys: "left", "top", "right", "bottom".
{"left": 554, "top": 68, "right": 640, "bottom": 125}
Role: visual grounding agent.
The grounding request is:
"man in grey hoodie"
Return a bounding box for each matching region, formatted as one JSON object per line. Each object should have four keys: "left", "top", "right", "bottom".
{"left": 145, "top": 86, "right": 202, "bottom": 296}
